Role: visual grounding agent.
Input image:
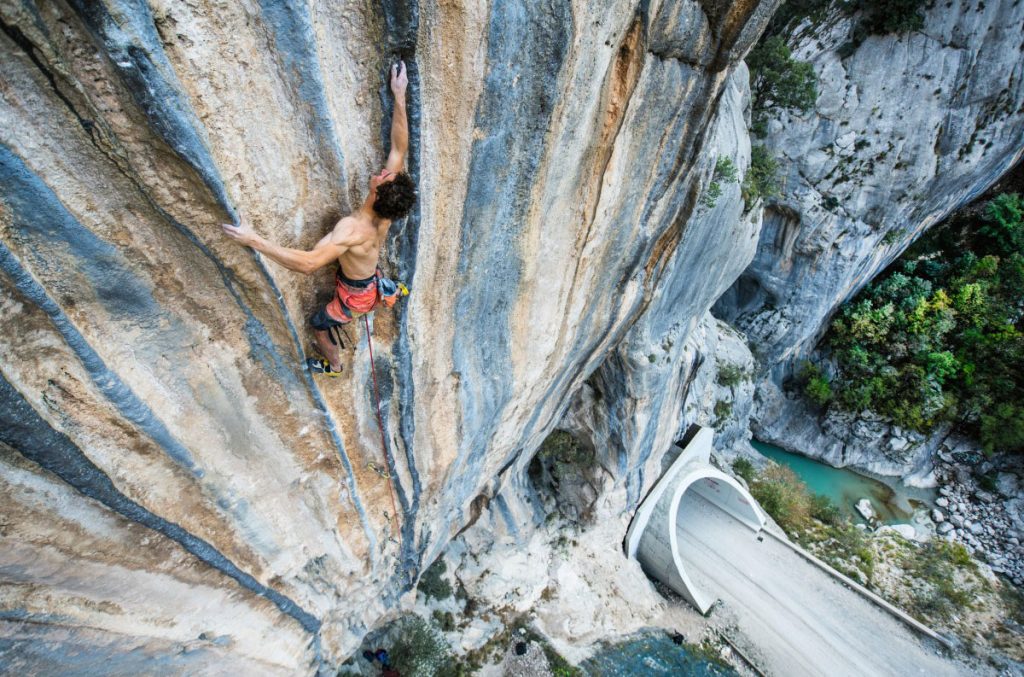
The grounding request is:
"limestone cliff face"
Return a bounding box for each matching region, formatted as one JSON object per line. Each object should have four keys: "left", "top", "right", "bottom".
{"left": 559, "top": 66, "right": 762, "bottom": 511}
{"left": 0, "top": 0, "right": 775, "bottom": 671}
{"left": 707, "top": 0, "right": 1024, "bottom": 476}
{"left": 718, "top": 0, "right": 1024, "bottom": 374}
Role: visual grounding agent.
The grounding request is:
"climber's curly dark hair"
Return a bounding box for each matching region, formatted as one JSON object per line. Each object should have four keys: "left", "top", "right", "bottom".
{"left": 373, "top": 172, "right": 417, "bottom": 220}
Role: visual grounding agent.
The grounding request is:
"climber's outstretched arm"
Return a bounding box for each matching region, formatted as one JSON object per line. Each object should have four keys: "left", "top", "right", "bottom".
{"left": 385, "top": 60, "right": 408, "bottom": 173}
{"left": 221, "top": 218, "right": 345, "bottom": 275}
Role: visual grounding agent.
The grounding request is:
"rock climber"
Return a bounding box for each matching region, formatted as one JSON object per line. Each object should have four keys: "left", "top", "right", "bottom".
{"left": 222, "top": 61, "right": 416, "bottom": 376}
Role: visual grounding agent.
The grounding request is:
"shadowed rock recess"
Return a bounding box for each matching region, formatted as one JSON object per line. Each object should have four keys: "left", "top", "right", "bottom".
{"left": 0, "top": 0, "right": 777, "bottom": 672}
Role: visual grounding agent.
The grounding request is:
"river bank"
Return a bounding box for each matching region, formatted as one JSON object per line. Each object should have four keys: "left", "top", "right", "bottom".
{"left": 750, "top": 379, "right": 942, "bottom": 486}
{"left": 751, "top": 440, "right": 935, "bottom": 526}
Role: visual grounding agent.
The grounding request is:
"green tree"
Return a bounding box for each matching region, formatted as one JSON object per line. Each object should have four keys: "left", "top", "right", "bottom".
{"left": 823, "top": 192, "right": 1024, "bottom": 454}
{"left": 748, "top": 36, "right": 818, "bottom": 112}
{"left": 742, "top": 146, "right": 781, "bottom": 207}
{"left": 978, "top": 193, "right": 1024, "bottom": 257}
{"left": 799, "top": 361, "right": 833, "bottom": 407}
{"left": 747, "top": 35, "right": 817, "bottom": 136}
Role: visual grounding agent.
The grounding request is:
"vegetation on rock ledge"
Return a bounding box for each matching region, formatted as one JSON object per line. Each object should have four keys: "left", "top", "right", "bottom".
{"left": 765, "top": 0, "right": 929, "bottom": 50}
{"left": 701, "top": 157, "right": 739, "bottom": 209}
{"left": 816, "top": 193, "right": 1024, "bottom": 454}
{"left": 747, "top": 35, "right": 817, "bottom": 137}
{"left": 741, "top": 146, "right": 782, "bottom": 207}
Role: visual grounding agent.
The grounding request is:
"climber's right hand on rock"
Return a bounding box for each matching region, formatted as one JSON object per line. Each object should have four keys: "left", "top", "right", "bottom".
{"left": 222, "top": 218, "right": 257, "bottom": 247}
{"left": 390, "top": 60, "right": 407, "bottom": 99}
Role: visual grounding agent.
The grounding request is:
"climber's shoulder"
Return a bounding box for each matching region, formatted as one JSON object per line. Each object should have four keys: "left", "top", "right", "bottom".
{"left": 328, "top": 214, "right": 374, "bottom": 247}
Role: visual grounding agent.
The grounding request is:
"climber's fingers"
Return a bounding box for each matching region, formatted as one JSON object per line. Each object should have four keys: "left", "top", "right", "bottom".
{"left": 390, "top": 60, "right": 408, "bottom": 94}
{"left": 221, "top": 218, "right": 256, "bottom": 246}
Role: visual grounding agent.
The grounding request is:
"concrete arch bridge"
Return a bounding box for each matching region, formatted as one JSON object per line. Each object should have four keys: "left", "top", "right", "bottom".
{"left": 624, "top": 426, "right": 962, "bottom": 677}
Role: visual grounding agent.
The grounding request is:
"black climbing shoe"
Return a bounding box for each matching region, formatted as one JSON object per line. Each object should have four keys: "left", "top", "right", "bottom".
{"left": 306, "top": 357, "right": 343, "bottom": 377}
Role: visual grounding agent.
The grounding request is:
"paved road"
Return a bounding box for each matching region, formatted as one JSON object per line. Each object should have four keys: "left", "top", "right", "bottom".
{"left": 676, "top": 492, "right": 968, "bottom": 677}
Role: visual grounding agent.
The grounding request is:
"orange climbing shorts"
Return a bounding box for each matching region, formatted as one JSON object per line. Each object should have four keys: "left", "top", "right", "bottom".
{"left": 310, "top": 268, "right": 402, "bottom": 329}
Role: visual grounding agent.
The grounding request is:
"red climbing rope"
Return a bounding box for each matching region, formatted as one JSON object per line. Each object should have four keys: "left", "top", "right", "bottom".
{"left": 364, "top": 314, "right": 400, "bottom": 533}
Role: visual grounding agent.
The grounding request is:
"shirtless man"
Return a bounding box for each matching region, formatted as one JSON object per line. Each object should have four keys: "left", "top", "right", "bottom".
{"left": 222, "top": 61, "right": 416, "bottom": 376}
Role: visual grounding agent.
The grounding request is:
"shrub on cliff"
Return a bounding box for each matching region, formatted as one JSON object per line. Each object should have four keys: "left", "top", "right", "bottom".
{"left": 798, "top": 361, "right": 834, "bottom": 407}
{"left": 747, "top": 36, "right": 818, "bottom": 136}
{"left": 762, "top": 0, "right": 926, "bottom": 54}
{"left": 764, "top": 0, "right": 833, "bottom": 38}
{"left": 742, "top": 146, "right": 781, "bottom": 207}
{"left": 417, "top": 559, "right": 453, "bottom": 601}
{"left": 748, "top": 36, "right": 818, "bottom": 112}
{"left": 701, "top": 156, "right": 739, "bottom": 209}
{"left": 848, "top": 0, "right": 927, "bottom": 34}
{"left": 387, "top": 616, "right": 453, "bottom": 676}
{"left": 837, "top": 0, "right": 928, "bottom": 56}
{"left": 716, "top": 361, "right": 746, "bottom": 387}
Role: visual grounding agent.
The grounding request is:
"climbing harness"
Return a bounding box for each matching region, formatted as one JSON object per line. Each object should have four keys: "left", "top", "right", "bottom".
{"left": 365, "top": 313, "right": 400, "bottom": 533}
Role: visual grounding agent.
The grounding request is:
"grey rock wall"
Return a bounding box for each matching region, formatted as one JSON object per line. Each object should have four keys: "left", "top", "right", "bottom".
{"left": 718, "top": 0, "right": 1024, "bottom": 375}
{"left": 0, "top": 0, "right": 776, "bottom": 670}
{"left": 559, "top": 66, "right": 762, "bottom": 512}
{"left": 708, "top": 0, "right": 1024, "bottom": 479}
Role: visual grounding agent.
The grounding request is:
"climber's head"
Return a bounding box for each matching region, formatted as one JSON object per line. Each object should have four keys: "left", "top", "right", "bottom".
{"left": 370, "top": 169, "right": 416, "bottom": 220}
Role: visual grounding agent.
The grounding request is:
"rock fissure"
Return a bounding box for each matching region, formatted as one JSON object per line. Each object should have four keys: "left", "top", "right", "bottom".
{"left": 0, "top": 15, "right": 103, "bottom": 150}
{"left": 0, "top": 373, "right": 322, "bottom": 636}
{"left": 380, "top": 0, "right": 424, "bottom": 582}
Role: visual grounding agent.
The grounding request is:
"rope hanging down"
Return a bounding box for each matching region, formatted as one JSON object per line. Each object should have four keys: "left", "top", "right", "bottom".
{"left": 364, "top": 314, "right": 400, "bottom": 533}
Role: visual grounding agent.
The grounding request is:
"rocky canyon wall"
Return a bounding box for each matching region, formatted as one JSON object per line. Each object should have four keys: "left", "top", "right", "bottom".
{"left": 711, "top": 0, "right": 1024, "bottom": 474}
{"left": 718, "top": 0, "right": 1024, "bottom": 375}
{"left": 557, "top": 65, "right": 762, "bottom": 512}
{"left": 0, "top": 0, "right": 777, "bottom": 671}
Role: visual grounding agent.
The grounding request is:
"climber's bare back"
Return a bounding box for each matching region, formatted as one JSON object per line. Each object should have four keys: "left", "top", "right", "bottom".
{"left": 221, "top": 62, "right": 408, "bottom": 289}
{"left": 317, "top": 209, "right": 392, "bottom": 280}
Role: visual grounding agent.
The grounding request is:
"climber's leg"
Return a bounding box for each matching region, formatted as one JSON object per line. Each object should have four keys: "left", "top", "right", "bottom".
{"left": 309, "top": 307, "right": 348, "bottom": 373}
{"left": 313, "top": 329, "right": 342, "bottom": 372}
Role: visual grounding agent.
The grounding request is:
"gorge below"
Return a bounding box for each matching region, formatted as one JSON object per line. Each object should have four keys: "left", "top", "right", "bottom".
{"left": 1, "top": 0, "right": 1023, "bottom": 674}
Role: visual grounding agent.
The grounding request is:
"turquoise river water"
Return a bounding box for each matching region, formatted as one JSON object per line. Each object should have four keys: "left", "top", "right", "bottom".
{"left": 581, "top": 631, "right": 736, "bottom": 676}
{"left": 751, "top": 440, "right": 936, "bottom": 525}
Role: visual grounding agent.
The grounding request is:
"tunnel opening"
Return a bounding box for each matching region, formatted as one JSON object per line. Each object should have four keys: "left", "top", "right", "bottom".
{"left": 626, "top": 427, "right": 765, "bottom": 614}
